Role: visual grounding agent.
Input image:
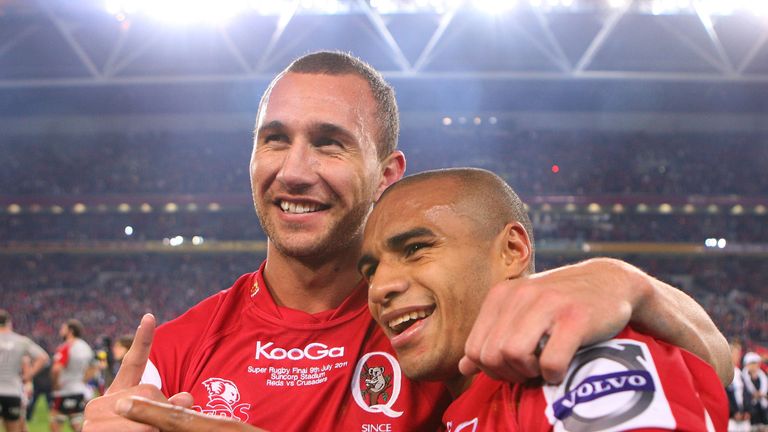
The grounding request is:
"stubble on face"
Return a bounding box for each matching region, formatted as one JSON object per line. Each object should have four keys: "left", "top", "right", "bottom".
{"left": 250, "top": 73, "right": 383, "bottom": 263}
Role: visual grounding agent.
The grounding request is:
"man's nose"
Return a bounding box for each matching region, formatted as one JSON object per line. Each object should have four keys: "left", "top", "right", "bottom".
{"left": 276, "top": 141, "right": 316, "bottom": 190}
{"left": 368, "top": 261, "right": 409, "bottom": 306}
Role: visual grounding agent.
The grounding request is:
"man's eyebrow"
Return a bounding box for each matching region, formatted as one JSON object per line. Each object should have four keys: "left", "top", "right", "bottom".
{"left": 357, "top": 227, "right": 435, "bottom": 274}
{"left": 255, "top": 120, "right": 285, "bottom": 136}
{"left": 386, "top": 227, "right": 436, "bottom": 250}
{"left": 311, "top": 122, "right": 356, "bottom": 141}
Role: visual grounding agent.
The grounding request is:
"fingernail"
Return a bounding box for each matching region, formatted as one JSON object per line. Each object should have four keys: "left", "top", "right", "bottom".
{"left": 116, "top": 398, "right": 133, "bottom": 415}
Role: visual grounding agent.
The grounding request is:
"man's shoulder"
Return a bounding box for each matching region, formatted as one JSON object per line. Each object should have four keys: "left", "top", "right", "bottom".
{"left": 154, "top": 272, "right": 256, "bottom": 341}
{"left": 530, "top": 326, "right": 727, "bottom": 431}
{"left": 1, "top": 331, "right": 29, "bottom": 345}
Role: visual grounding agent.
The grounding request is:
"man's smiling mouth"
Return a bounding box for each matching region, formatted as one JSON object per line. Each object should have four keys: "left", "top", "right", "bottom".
{"left": 387, "top": 307, "right": 435, "bottom": 335}
{"left": 278, "top": 200, "right": 329, "bottom": 214}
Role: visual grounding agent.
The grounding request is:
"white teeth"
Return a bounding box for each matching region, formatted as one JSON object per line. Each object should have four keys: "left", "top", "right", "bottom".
{"left": 280, "top": 201, "right": 320, "bottom": 214}
{"left": 387, "top": 309, "right": 431, "bottom": 330}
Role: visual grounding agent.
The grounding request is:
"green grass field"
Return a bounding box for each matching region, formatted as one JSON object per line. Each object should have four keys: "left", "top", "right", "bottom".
{"left": 25, "top": 397, "right": 74, "bottom": 432}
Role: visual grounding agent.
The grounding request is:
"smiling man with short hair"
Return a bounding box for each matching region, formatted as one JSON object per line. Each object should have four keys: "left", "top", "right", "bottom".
{"left": 361, "top": 168, "right": 728, "bottom": 431}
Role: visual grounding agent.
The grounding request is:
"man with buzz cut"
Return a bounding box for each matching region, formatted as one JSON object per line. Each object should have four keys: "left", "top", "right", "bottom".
{"left": 84, "top": 51, "right": 731, "bottom": 432}
{"left": 0, "top": 309, "right": 50, "bottom": 432}
{"left": 360, "top": 168, "right": 727, "bottom": 431}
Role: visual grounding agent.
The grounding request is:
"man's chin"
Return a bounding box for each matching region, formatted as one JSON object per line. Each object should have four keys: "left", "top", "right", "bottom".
{"left": 271, "top": 236, "right": 331, "bottom": 259}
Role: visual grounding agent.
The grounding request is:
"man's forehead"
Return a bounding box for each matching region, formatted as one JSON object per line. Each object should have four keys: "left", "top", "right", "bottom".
{"left": 269, "top": 72, "right": 370, "bottom": 103}
{"left": 370, "top": 183, "right": 463, "bottom": 237}
{"left": 258, "top": 73, "right": 375, "bottom": 128}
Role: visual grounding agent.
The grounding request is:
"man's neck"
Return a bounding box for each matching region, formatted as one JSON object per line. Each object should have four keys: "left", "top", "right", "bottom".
{"left": 263, "top": 243, "right": 365, "bottom": 314}
{"left": 445, "top": 373, "right": 476, "bottom": 399}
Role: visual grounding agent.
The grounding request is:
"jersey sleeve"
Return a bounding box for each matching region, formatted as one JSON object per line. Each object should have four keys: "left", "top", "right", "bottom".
{"left": 517, "top": 326, "right": 728, "bottom": 432}
{"left": 54, "top": 343, "right": 70, "bottom": 367}
{"left": 142, "top": 287, "right": 233, "bottom": 396}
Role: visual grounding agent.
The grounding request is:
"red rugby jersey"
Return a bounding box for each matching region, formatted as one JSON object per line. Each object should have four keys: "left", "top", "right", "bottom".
{"left": 143, "top": 262, "right": 450, "bottom": 431}
{"left": 442, "top": 327, "right": 728, "bottom": 432}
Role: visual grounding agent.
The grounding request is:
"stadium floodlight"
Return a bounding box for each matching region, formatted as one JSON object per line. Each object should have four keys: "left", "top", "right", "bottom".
{"left": 471, "top": 0, "right": 519, "bottom": 15}
{"left": 104, "top": 0, "right": 252, "bottom": 24}
{"left": 371, "top": 0, "right": 462, "bottom": 14}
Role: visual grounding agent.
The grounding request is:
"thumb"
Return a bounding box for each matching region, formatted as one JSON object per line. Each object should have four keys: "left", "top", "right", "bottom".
{"left": 458, "top": 355, "right": 480, "bottom": 376}
{"left": 168, "top": 392, "right": 195, "bottom": 409}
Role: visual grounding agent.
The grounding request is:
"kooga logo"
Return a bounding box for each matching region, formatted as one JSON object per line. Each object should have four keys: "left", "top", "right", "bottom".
{"left": 255, "top": 341, "right": 345, "bottom": 360}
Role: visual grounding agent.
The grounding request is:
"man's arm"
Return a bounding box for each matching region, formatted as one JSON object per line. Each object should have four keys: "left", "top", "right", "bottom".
{"left": 625, "top": 259, "right": 731, "bottom": 385}
{"left": 23, "top": 349, "right": 50, "bottom": 383}
{"left": 51, "top": 361, "right": 62, "bottom": 391}
{"left": 460, "top": 257, "right": 731, "bottom": 385}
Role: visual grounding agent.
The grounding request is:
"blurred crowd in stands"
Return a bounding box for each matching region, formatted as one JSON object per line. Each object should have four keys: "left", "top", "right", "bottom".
{"left": 1, "top": 253, "right": 765, "bottom": 359}
{"left": 1, "top": 211, "right": 766, "bottom": 243}
{"left": 0, "top": 254, "right": 257, "bottom": 352}
{"left": 2, "top": 127, "right": 767, "bottom": 431}
{"left": 2, "top": 129, "right": 767, "bottom": 196}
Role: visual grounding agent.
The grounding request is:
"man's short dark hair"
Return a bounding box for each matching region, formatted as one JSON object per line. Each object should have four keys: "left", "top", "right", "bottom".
{"left": 259, "top": 51, "right": 399, "bottom": 161}
{"left": 379, "top": 167, "right": 536, "bottom": 274}
{"left": 65, "top": 319, "right": 84, "bottom": 338}
{"left": 0, "top": 309, "right": 9, "bottom": 326}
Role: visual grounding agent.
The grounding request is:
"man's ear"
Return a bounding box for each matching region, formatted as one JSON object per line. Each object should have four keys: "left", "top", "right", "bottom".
{"left": 498, "top": 222, "right": 533, "bottom": 279}
{"left": 375, "top": 150, "right": 406, "bottom": 199}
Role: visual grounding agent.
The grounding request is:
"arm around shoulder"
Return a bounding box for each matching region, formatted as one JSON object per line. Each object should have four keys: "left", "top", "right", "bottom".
{"left": 600, "top": 257, "right": 732, "bottom": 385}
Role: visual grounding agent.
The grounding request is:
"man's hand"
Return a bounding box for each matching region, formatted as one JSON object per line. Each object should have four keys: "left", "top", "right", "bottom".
{"left": 116, "top": 397, "right": 265, "bottom": 432}
{"left": 83, "top": 314, "right": 193, "bottom": 432}
{"left": 459, "top": 258, "right": 731, "bottom": 385}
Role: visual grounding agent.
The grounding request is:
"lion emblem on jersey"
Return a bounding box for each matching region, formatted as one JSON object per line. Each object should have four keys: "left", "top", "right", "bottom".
{"left": 192, "top": 377, "right": 251, "bottom": 422}
{"left": 360, "top": 364, "right": 392, "bottom": 406}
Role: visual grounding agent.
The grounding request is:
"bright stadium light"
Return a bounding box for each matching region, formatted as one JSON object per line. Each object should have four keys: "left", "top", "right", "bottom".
{"left": 698, "top": 0, "right": 768, "bottom": 16}
{"left": 472, "top": 0, "right": 518, "bottom": 14}
{"left": 104, "top": 0, "right": 251, "bottom": 25}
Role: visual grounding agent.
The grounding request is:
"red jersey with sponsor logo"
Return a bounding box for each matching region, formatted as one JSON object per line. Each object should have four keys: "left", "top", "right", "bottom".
{"left": 442, "top": 327, "right": 728, "bottom": 432}
{"left": 144, "top": 262, "right": 450, "bottom": 431}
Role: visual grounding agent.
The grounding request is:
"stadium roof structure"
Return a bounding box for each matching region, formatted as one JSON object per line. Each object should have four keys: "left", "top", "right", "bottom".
{"left": 3, "top": 0, "right": 768, "bottom": 88}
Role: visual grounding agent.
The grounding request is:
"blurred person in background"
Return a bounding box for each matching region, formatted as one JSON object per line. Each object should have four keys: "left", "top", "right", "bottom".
{"left": 743, "top": 351, "right": 768, "bottom": 431}
{"left": 51, "top": 319, "right": 93, "bottom": 432}
{"left": 727, "top": 340, "right": 751, "bottom": 432}
{"left": 24, "top": 341, "right": 53, "bottom": 425}
{"left": 106, "top": 335, "right": 132, "bottom": 390}
{"left": 0, "top": 310, "right": 49, "bottom": 432}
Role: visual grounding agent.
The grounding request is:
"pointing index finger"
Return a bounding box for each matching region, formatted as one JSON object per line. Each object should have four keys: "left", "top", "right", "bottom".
{"left": 107, "top": 313, "right": 156, "bottom": 394}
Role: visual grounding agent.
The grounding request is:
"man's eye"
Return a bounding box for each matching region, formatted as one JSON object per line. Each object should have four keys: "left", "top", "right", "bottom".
{"left": 362, "top": 264, "right": 377, "bottom": 282}
{"left": 404, "top": 242, "right": 429, "bottom": 257}
{"left": 316, "top": 137, "right": 342, "bottom": 148}
{"left": 264, "top": 134, "right": 288, "bottom": 143}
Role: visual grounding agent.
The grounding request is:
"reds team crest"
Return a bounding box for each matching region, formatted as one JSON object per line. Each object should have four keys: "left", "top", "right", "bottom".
{"left": 192, "top": 377, "right": 251, "bottom": 422}
{"left": 351, "top": 352, "right": 403, "bottom": 418}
